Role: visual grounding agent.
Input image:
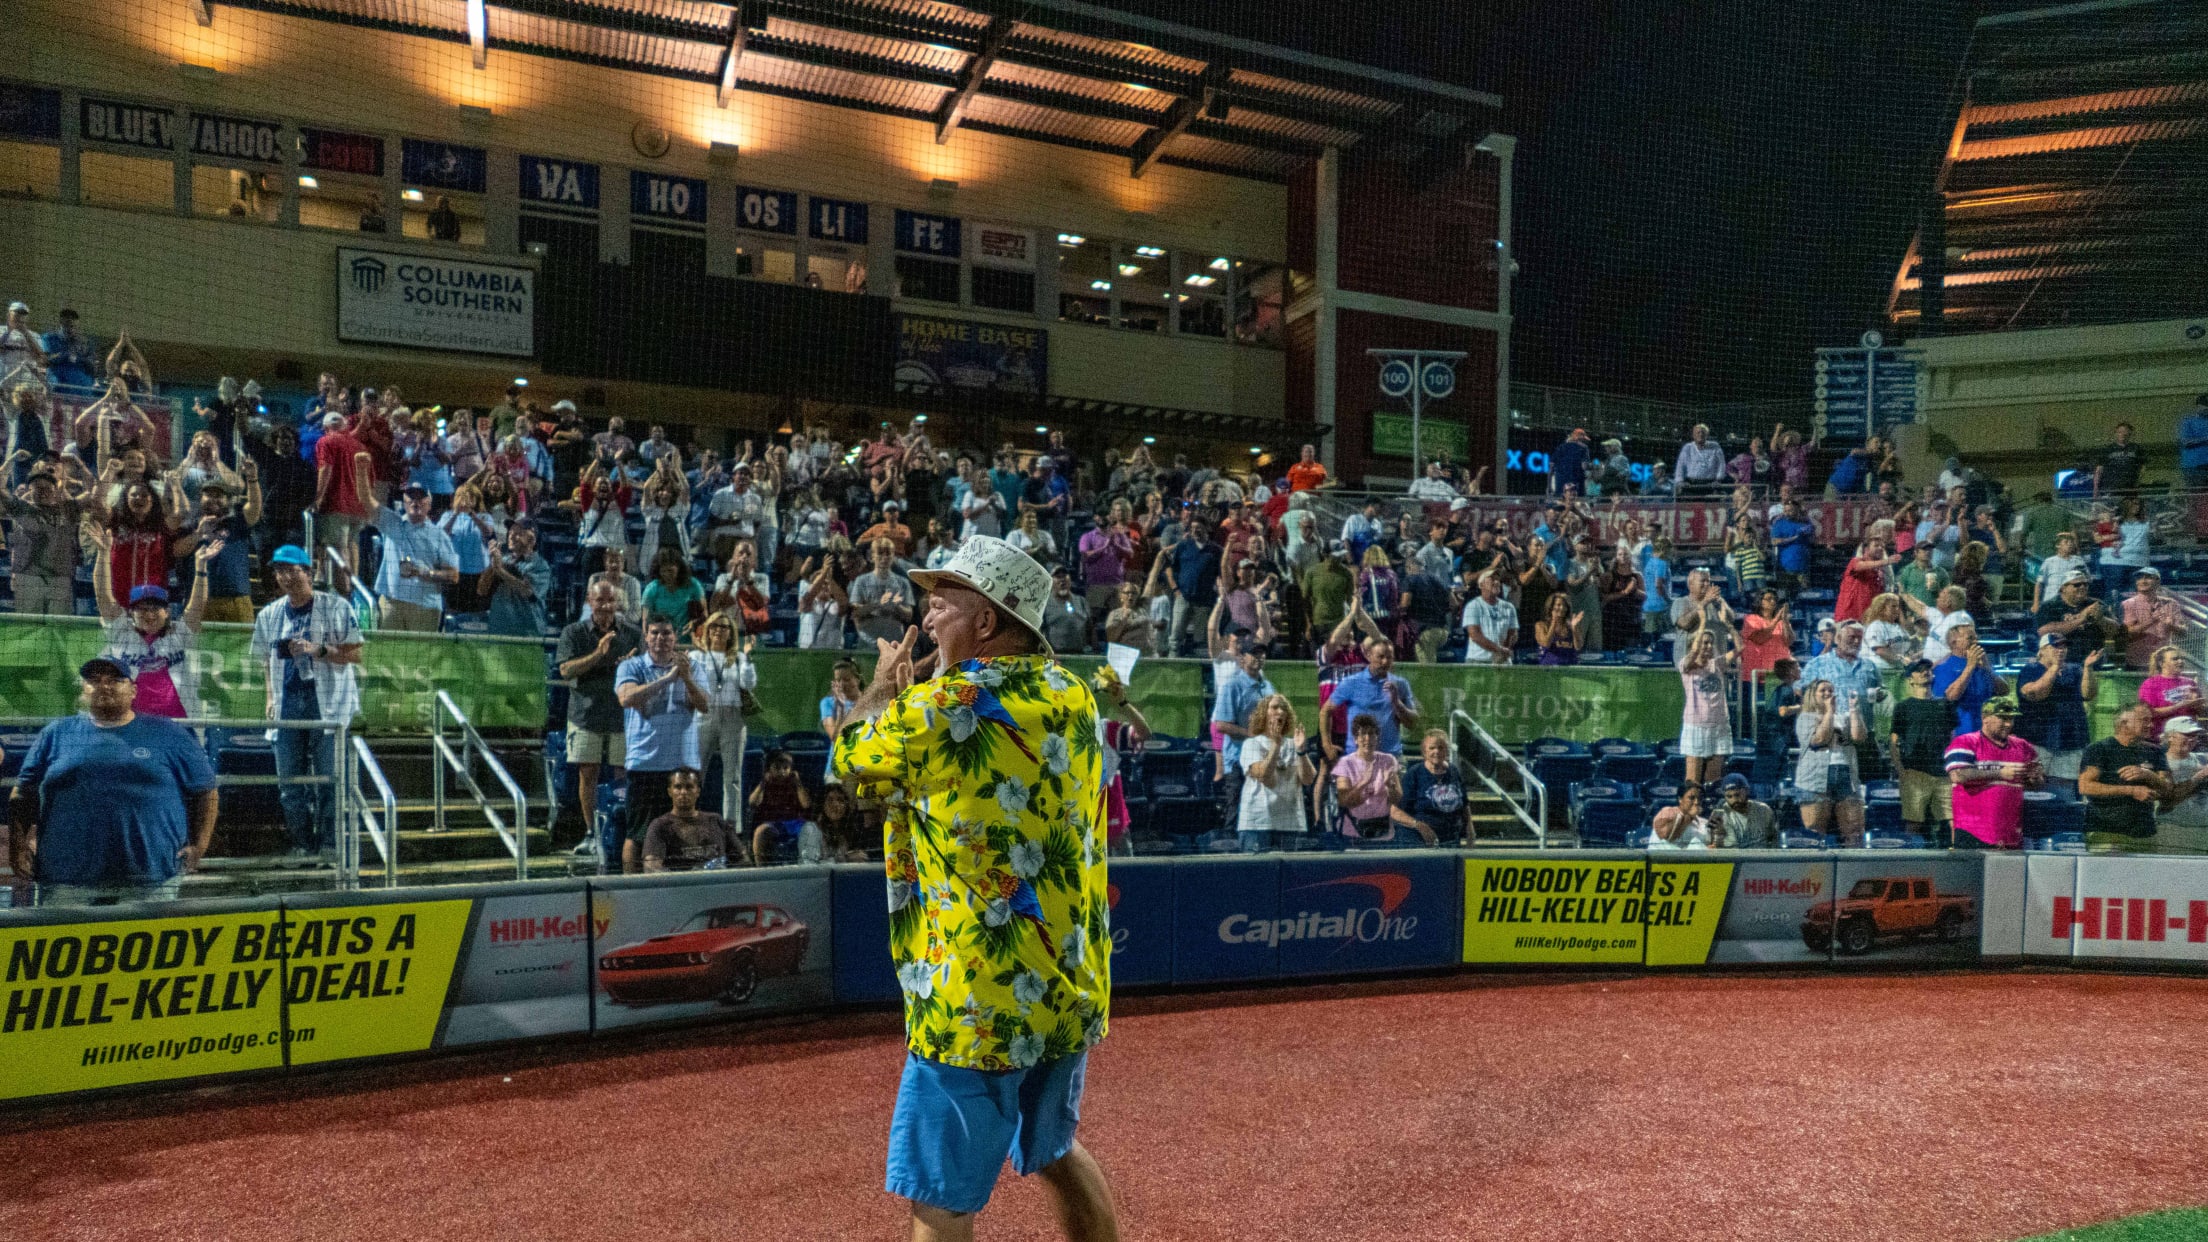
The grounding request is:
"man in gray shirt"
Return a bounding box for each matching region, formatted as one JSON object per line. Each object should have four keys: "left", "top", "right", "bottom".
{"left": 0, "top": 464, "right": 83, "bottom": 614}
{"left": 1039, "top": 564, "right": 1093, "bottom": 653}
{"left": 556, "top": 581, "right": 642, "bottom": 855}
{"left": 848, "top": 536, "right": 915, "bottom": 645}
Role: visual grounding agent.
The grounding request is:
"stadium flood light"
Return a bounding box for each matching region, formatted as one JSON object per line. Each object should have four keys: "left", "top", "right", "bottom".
{"left": 1089, "top": 279, "right": 1111, "bottom": 292}
{"left": 1134, "top": 245, "right": 1165, "bottom": 258}
{"left": 1209, "top": 257, "right": 1231, "bottom": 271}
{"left": 1034, "top": 425, "right": 1048, "bottom": 434}
{"left": 1056, "top": 233, "right": 1085, "bottom": 247}
{"left": 1184, "top": 274, "right": 1216, "bottom": 287}
{"left": 1117, "top": 263, "right": 1141, "bottom": 276}
{"left": 1142, "top": 436, "right": 1157, "bottom": 445}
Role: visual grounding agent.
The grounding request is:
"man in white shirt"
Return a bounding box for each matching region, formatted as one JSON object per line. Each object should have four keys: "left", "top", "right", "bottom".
{"left": 1406, "top": 462, "right": 1460, "bottom": 503}
{"left": 707, "top": 461, "right": 765, "bottom": 561}
{"left": 372, "top": 484, "right": 460, "bottom": 631}
{"left": 1461, "top": 571, "right": 1519, "bottom": 664}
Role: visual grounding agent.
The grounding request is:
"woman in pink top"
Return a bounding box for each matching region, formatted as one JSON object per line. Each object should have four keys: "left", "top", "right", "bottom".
{"left": 1677, "top": 628, "right": 1738, "bottom": 787}
{"left": 2138, "top": 645, "right": 2201, "bottom": 741}
{"left": 1737, "top": 589, "right": 1794, "bottom": 683}
{"left": 1332, "top": 716, "right": 1401, "bottom": 839}
{"left": 1833, "top": 537, "right": 1899, "bottom": 623}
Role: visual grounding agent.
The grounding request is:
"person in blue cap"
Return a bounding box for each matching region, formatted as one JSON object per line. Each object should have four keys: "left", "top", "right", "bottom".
{"left": 9, "top": 656, "right": 219, "bottom": 905}
{"left": 248, "top": 544, "right": 363, "bottom": 865}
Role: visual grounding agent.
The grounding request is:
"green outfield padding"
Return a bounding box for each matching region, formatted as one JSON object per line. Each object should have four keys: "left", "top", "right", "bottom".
{"left": 2017, "top": 1208, "right": 2208, "bottom": 1241}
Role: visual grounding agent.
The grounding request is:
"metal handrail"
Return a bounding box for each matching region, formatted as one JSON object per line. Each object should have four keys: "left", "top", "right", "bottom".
{"left": 1449, "top": 709, "right": 1547, "bottom": 847}
{"left": 349, "top": 735, "right": 398, "bottom": 889}
{"left": 433, "top": 690, "right": 529, "bottom": 879}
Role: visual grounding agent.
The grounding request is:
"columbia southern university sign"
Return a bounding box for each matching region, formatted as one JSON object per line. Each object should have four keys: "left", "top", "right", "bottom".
{"left": 336, "top": 247, "right": 535, "bottom": 358}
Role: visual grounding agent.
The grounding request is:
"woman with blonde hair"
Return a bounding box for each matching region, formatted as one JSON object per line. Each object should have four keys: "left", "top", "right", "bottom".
{"left": 691, "top": 612, "right": 757, "bottom": 817}
{"left": 2139, "top": 645, "right": 2201, "bottom": 740}
{"left": 1238, "top": 693, "right": 1314, "bottom": 852}
{"left": 1356, "top": 545, "right": 1400, "bottom": 621}
{"left": 1677, "top": 626, "right": 1737, "bottom": 787}
{"left": 1860, "top": 592, "right": 1916, "bottom": 669}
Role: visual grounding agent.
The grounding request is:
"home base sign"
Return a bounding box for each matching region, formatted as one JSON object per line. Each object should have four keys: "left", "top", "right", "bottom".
{"left": 337, "top": 247, "right": 535, "bottom": 357}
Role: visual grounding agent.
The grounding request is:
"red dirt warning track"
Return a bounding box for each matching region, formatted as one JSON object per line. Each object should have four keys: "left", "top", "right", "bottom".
{"left": 3, "top": 971, "right": 2206, "bottom": 1242}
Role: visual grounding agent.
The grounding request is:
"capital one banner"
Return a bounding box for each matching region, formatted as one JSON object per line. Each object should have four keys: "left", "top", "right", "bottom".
{"left": 336, "top": 247, "right": 535, "bottom": 357}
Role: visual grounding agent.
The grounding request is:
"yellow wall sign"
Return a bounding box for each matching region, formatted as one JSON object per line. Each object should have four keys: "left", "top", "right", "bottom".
{"left": 0, "top": 899, "right": 471, "bottom": 1101}
{"left": 1461, "top": 859, "right": 1732, "bottom": 966}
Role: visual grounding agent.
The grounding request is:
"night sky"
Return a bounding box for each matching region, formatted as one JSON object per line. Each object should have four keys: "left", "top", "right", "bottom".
{"left": 1109, "top": 0, "right": 1982, "bottom": 402}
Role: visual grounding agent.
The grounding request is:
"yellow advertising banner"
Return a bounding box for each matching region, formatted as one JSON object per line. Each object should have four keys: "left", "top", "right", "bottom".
{"left": 1461, "top": 859, "right": 1732, "bottom": 966}
{"left": 279, "top": 900, "right": 472, "bottom": 1066}
{"left": 0, "top": 899, "right": 472, "bottom": 1101}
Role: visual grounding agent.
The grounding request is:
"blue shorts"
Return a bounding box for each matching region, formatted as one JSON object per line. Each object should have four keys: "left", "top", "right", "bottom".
{"left": 885, "top": 1051, "right": 1087, "bottom": 1214}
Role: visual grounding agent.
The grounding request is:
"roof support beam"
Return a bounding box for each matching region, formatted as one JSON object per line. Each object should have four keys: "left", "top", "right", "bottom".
{"left": 1130, "top": 64, "right": 1225, "bottom": 178}
{"left": 935, "top": 17, "right": 1014, "bottom": 142}
{"left": 717, "top": 1, "right": 752, "bottom": 107}
{"left": 193, "top": 0, "right": 213, "bottom": 25}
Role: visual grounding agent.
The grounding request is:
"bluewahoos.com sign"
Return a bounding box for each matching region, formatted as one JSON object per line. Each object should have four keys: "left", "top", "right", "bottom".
{"left": 336, "top": 247, "right": 535, "bottom": 358}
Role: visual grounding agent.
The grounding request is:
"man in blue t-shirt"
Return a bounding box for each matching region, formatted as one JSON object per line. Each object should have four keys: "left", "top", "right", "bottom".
{"left": 2180, "top": 394, "right": 2208, "bottom": 491}
{"left": 1769, "top": 498, "right": 1815, "bottom": 592}
{"left": 1931, "top": 623, "right": 2010, "bottom": 736}
{"left": 1327, "top": 639, "right": 1420, "bottom": 755}
{"left": 616, "top": 617, "right": 707, "bottom": 872}
{"left": 1212, "top": 645, "right": 1275, "bottom": 818}
{"left": 11, "top": 658, "right": 219, "bottom": 905}
{"left": 1169, "top": 519, "right": 1222, "bottom": 657}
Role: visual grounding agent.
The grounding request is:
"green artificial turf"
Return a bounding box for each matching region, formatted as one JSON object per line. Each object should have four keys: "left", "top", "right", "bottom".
{"left": 2017, "top": 1209, "right": 2208, "bottom": 1241}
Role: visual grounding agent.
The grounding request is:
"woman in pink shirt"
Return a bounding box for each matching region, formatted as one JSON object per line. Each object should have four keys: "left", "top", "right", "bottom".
{"left": 2138, "top": 645, "right": 2201, "bottom": 741}
{"left": 1332, "top": 716, "right": 1401, "bottom": 839}
{"left": 1737, "top": 589, "right": 1794, "bottom": 683}
{"left": 1677, "top": 628, "right": 1738, "bottom": 787}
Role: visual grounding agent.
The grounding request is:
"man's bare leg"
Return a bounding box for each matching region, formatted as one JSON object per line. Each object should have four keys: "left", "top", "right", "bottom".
{"left": 907, "top": 1143, "right": 1118, "bottom": 1242}
{"left": 910, "top": 1202, "right": 974, "bottom": 1242}
{"left": 1037, "top": 1142, "right": 1119, "bottom": 1242}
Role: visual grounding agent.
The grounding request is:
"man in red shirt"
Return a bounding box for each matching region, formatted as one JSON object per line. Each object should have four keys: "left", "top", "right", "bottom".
{"left": 312, "top": 412, "right": 374, "bottom": 574}
{"left": 1285, "top": 443, "right": 1328, "bottom": 493}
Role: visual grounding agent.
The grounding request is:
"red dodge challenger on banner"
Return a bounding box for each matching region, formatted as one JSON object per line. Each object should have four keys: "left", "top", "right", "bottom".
{"left": 598, "top": 904, "right": 811, "bottom": 1006}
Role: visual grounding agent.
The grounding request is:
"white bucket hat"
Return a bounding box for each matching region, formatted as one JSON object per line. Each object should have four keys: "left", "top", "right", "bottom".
{"left": 909, "top": 534, "right": 1055, "bottom": 655}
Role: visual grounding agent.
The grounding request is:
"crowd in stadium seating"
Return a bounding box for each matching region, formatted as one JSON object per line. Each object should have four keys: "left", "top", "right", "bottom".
{"left": 5, "top": 300, "right": 2208, "bottom": 892}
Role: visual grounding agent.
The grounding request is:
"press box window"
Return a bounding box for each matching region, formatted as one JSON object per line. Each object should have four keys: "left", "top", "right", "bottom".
{"left": 1114, "top": 244, "right": 1168, "bottom": 333}
{"left": 79, "top": 150, "right": 173, "bottom": 212}
{"left": 1174, "top": 252, "right": 1227, "bottom": 338}
{"left": 733, "top": 233, "right": 797, "bottom": 283}
{"left": 808, "top": 247, "right": 866, "bottom": 293}
{"left": 0, "top": 141, "right": 62, "bottom": 200}
{"left": 971, "top": 266, "right": 1035, "bottom": 314}
{"left": 895, "top": 255, "right": 960, "bottom": 305}
{"left": 1232, "top": 260, "right": 1286, "bottom": 349}
{"left": 1056, "top": 235, "right": 1112, "bottom": 326}
{"left": 401, "top": 188, "right": 483, "bottom": 246}
{"left": 299, "top": 176, "right": 387, "bottom": 233}
{"left": 192, "top": 166, "right": 280, "bottom": 222}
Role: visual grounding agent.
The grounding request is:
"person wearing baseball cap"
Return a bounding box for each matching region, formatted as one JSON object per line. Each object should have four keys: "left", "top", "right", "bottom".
{"left": 8, "top": 654, "right": 219, "bottom": 905}
{"left": 251, "top": 543, "right": 364, "bottom": 865}
{"left": 1945, "top": 695, "right": 2042, "bottom": 849}
{"left": 1549, "top": 426, "right": 1592, "bottom": 497}
{"left": 0, "top": 301, "right": 41, "bottom": 377}
{"left": 1709, "top": 772, "right": 1776, "bottom": 848}
{"left": 89, "top": 518, "right": 226, "bottom": 721}
{"left": 2156, "top": 715, "right": 2208, "bottom": 852}
{"left": 371, "top": 482, "right": 460, "bottom": 630}
{"left": 1888, "top": 657, "right": 1958, "bottom": 842}
{"left": 830, "top": 535, "right": 1118, "bottom": 1236}
{"left": 2121, "top": 564, "right": 2183, "bottom": 670}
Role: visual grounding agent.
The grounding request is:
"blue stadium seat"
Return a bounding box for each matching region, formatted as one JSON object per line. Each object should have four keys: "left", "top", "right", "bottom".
{"left": 0, "top": 733, "right": 39, "bottom": 778}
{"left": 1624, "top": 828, "right": 1654, "bottom": 848}
{"left": 2023, "top": 832, "right": 2089, "bottom": 853}
{"left": 1863, "top": 829, "right": 1926, "bottom": 849}
{"left": 1597, "top": 754, "right": 1660, "bottom": 786}
{"left": 1642, "top": 778, "right": 1684, "bottom": 804}
{"left": 1575, "top": 799, "right": 1643, "bottom": 845}
{"left": 2020, "top": 792, "right": 2086, "bottom": 837}
{"left": 1656, "top": 754, "right": 1690, "bottom": 784}
{"left": 1571, "top": 778, "right": 1635, "bottom": 807}
{"left": 1590, "top": 737, "right": 1648, "bottom": 761}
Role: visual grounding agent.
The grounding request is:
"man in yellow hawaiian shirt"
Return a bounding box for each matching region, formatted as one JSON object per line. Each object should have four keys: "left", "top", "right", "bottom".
{"left": 833, "top": 534, "right": 1120, "bottom": 1242}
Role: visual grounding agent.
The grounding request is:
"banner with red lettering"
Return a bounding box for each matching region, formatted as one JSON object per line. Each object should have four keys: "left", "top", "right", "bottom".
{"left": 2015, "top": 855, "right": 2208, "bottom": 964}
{"left": 1419, "top": 497, "right": 1879, "bottom": 548}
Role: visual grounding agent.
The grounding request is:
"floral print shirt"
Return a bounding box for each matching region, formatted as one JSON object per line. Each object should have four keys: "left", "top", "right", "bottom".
{"left": 832, "top": 654, "right": 1111, "bottom": 1071}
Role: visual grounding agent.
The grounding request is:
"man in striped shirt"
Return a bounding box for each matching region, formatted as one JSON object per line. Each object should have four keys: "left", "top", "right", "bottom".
{"left": 250, "top": 545, "right": 364, "bottom": 865}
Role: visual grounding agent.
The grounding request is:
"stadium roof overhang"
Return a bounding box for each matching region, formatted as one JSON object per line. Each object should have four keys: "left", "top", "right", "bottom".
{"left": 208, "top": 0, "right": 1501, "bottom": 184}
{"left": 1886, "top": 0, "right": 2208, "bottom": 331}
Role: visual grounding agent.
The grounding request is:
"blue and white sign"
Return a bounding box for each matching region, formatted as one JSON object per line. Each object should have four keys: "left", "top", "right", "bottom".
{"left": 336, "top": 246, "right": 535, "bottom": 358}
{"left": 1274, "top": 856, "right": 1460, "bottom": 977}
{"left": 401, "top": 138, "right": 488, "bottom": 194}
{"left": 1419, "top": 359, "right": 1457, "bottom": 401}
{"left": 1378, "top": 357, "right": 1415, "bottom": 399}
{"left": 190, "top": 112, "right": 284, "bottom": 165}
{"left": 520, "top": 155, "right": 599, "bottom": 210}
{"left": 1174, "top": 856, "right": 1281, "bottom": 983}
{"left": 894, "top": 209, "right": 961, "bottom": 257}
{"left": 630, "top": 171, "right": 707, "bottom": 224}
{"left": 79, "top": 97, "right": 174, "bottom": 151}
{"left": 808, "top": 195, "right": 868, "bottom": 243}
{"left": 1105, "top": 860, "right": 1174, "bottom": 987}
{"left": 1814, "top": 344, "right": 1922, "bottom": 444}
{"left": 734, "top": 185, "right": 797, "bottom": 234}
{"left": 0, "top": 84, "right": 61, "bottom": 143}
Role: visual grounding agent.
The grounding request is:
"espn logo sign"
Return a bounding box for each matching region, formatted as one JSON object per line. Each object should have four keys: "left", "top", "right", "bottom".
{"left": 2050, "top": 897, "right": 2208, "bottom": 943}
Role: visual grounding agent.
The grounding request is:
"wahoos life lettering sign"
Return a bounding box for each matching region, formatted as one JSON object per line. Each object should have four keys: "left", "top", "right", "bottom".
{"left": 336, "top": 247, "right": 536, "bottom": 358}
